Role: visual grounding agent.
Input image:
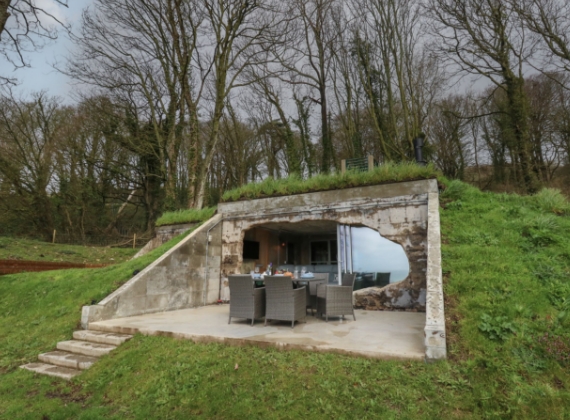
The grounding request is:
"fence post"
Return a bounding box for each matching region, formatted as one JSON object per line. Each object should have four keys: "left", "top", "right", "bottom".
{"left": 341, "top": 159, "right": 346, "bottom": 174}
{"left": 52, "top": 230, "right": 56, "bottom": 244}
{"left": 367, "top": 155, "right": 374, "bottom": 172}
{"left": 133, "top": 233, "right": 136, "bottom": 249}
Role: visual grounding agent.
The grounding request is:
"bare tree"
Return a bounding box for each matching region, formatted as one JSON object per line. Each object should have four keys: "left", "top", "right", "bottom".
{"left": 513, "top": 0, "right": 570, "bottom": 75}
{"left": 1, "top": 0, "right": 69, "bottom": 83}
{"left": 67, "top": 0, "right": 277, "bottom": 210}
{"left": 427, "top": 0, "right": 539, "bottom": 192}
{"left": 270, "top": 0, "right": 341, "bottom": 173}
{"left": 0, "top": 90, "right": 62, "bottom": 236}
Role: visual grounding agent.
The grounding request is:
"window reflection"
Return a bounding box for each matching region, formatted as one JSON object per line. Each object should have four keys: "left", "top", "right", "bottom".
{"left": 350, "top": 227, "right": 409, "bottom": 291}
{"left": 310, "top": 240, "right": 337, "bottom": 264}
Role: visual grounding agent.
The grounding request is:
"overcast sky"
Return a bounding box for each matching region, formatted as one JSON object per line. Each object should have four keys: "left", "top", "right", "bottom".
{"left": 10, "top": 0, "right": 91, "bottom": 100}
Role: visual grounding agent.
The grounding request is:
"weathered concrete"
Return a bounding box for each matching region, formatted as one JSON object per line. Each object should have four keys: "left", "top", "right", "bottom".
{"left": 133, "top": 222, "right": 198, "bottom": 259}
{"left": 73, "top": 330, "right": 133, "bottom": 346}
{"left": 218, "top": 180, "right": 435, "bottom": 311}
{"left": 20, "top": 363, "right": 82, "bottom": 380}
{"left": 89, "top": 305, "right": 426, "bottom": 360}
{"left": 81, "top": 215, "right": 222, "bottom": 327}
{"left": 57, "top": 340, "right": 117, "bottom": 358}
{"left": 70, "top": 178, "right": 445, "bottom": 361}
{"left": 21, "top": 330, "right": 133, "bottom": 381}
{"left": 38, "top": 351, "right": 97, "bottom": 370}
{"left": 424, "top": 192, "right": 447, "bottom": 361}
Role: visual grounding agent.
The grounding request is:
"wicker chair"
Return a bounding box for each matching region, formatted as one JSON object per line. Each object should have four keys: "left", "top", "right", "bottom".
{"left": 302, "top": 273, "right": 329, "bottom": 315}
{"left": 264, "top": 276, "right": 306, "bottom": 328}
{"left": 316, "top": 273, "right": 356, "bottom": 322}
{"left": 228, "top": 275, "right": 266, "bottom": 326}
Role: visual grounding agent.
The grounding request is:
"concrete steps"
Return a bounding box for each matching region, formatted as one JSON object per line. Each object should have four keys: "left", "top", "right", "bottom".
{"left": 20, "top": 363, "right": 83, "bottom": 381}
{"left": 20, "top": 330, "right": 132, "bottom": 380}
{"left": 57, "top": 340, "right": 117, "bottom": 358}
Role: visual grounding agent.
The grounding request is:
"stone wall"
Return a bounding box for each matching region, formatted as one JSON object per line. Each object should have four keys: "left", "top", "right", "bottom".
{"left": 132, "top": 222, "right": 198, "bottom": 259}
{"left": 81, "top": 215, "right": 222, "bottom": 328}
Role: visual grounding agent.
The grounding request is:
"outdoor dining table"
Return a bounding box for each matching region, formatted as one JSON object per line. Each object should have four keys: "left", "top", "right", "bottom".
{"left": 250, "top": 274, "right": 321, "bottom": 286}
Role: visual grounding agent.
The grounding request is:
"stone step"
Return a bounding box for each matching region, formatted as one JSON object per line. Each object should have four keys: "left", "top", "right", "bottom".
{"left": 38, "top": 350, "right": 98, "bottom": 370}
{"left": 20, "top": 363, "right": 81, "bottom": 381}
{"left": 57, "top": 340, "right": 117, "bottom": 358}
{"left": 73, "top": 330, "right": 133, "bottom": 346}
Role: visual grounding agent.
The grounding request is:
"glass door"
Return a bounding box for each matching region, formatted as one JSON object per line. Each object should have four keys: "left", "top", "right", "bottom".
{"left": 336, "top": 224, "right": 352, "bottom": 284}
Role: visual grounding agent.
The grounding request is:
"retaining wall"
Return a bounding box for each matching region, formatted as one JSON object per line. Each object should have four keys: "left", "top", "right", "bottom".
{"left": 81, "top": 215, "right": 222, "bottom": 328}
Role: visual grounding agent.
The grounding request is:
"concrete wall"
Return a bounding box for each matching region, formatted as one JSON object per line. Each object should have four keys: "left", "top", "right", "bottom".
{"left": 218, "top": 178, "right": 447, "bottom": 360}
{"left": 218, "top": 180, "right": 435, "bottom": 311}
{"left": 424, "top": 192, "right": 447, "bottom": 360}
{"left": 81, "top": 215, "right": 223, "bottom": 328}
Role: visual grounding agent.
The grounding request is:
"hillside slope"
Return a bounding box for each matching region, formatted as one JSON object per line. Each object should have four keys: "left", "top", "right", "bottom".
{"left": 0, "top": 237, "right": 137, "bottom": 264}
{"left": 0, "top": 182, "right": 569, "bottom": 419}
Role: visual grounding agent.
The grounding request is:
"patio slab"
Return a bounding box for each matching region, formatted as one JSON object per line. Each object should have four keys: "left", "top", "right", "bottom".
{"left": 88, "top": 305, "right": 426, "bottom": 360}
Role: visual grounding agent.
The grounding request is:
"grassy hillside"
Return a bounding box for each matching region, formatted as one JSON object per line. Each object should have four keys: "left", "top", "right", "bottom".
{"left": 1, "top": 182, "right": 569, "bottom": 419}
{"left": 0, "top": 237, "right": 137, "bottom": 264}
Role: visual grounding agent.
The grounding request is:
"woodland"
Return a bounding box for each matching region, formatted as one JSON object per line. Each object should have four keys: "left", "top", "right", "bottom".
{"left": 1, "top": 0, "right": 570, "bottom": 241}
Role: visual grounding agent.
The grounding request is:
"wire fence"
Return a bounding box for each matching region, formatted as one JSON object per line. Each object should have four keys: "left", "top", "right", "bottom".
{"left": 345, "top": 157, "right": 368, "bottom": 172}
{"left": 7, "top": 231, "right": 152, "bottom": 249}
{"left": 343, "top": 156, "right": 378, "bottom": 173}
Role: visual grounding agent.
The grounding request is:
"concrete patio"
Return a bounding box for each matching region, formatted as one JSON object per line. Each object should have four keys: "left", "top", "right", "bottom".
{"left": 88, "top": 305, "right": 426, "bottom": 360}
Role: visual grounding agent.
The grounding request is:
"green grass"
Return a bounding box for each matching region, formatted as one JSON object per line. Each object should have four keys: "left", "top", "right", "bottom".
{"left": 0, "top": 227, "right": 196, "bottom": 374}
{"left": 156, "top": 207, "right": 217, "bottom": 227}
{"left": 0, "top": 237, "right": 137, "bottom": 264}
{"left": 1, "top": 181, "right": 570, "bottom": 419}
{"left": 221, "top": 162, "right": 440, "bottom": 202}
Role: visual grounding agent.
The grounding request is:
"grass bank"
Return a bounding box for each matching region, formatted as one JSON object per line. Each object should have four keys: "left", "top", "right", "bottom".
{"left": 155, "top": 207, "right": 217, "bottom": 227}
{"left": 1, "top": 182, "right": 569, "bottom": 419}
{"left": 0, "top": 237, "right": 137, "bottom": 264}
{"left": 0, "top": 228, "right": 196, "bottom": 375}
{"left": 221, "top": 162, "right": 439, "bottom": 202}
{"left": 155, "top": 163, "right": 438, "bottom": 226}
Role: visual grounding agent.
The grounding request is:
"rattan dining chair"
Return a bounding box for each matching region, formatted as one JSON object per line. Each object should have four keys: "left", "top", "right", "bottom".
{"left": 304, "top": 273, "right": 329, "bottom": 315}
{"left": 316, "top": 273, "right": 356, "bottom": 322}
{"left": 228, "top": 275, "right": 266, "bottom": 326}
{"left": 264, "top": 276, "right": 306, "bottom": 328}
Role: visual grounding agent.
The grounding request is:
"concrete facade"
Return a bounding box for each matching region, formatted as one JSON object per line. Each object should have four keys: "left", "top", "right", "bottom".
{"left": 80, "top": 178, "right": 446, "bottom": 361}
{"left": 218, "top": 180, "right": 433, "bottom": 311}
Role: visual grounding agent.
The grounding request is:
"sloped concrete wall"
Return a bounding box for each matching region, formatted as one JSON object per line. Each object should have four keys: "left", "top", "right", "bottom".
{"left": 81, "top": 215, "right": 222, "bottom": 328}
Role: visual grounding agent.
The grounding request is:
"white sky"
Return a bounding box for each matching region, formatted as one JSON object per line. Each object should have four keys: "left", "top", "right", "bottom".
{"left": 10, "top": 0, "right": 91, "bottom": 100}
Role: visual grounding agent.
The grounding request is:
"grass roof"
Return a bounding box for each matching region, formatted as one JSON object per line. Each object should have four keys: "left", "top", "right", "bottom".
{"left": 221, "top": 162, "right": 440, "bottom": 202}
